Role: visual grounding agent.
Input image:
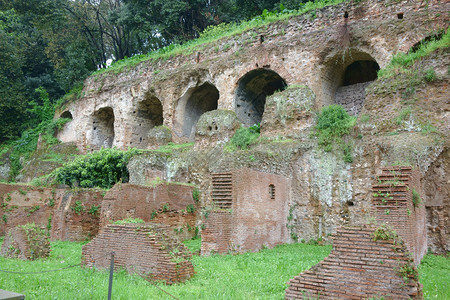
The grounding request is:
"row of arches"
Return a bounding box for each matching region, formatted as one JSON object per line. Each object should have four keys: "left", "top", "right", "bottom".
{"left": 60, "top": 52, "right": 381, "bottom": 149}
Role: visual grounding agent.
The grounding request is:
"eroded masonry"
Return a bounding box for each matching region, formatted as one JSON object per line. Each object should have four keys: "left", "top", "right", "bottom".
{"left": 0, "top": 0, "right": 449, "bottom": 293}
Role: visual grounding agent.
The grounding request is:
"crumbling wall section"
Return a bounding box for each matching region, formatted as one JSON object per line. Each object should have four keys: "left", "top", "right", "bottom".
{"left": 100, "top": 183, "right": 198, "bottom": 241}
{"left": 82, "top": 224, "right": 194, "bottom": 284}
{"left": 285, "top": 226, "right": 422, "bottom": 300}
{"left": 334, "top": 81, "right": 372, "bottom": 115}
{"left": 50, "top": 189, "right": 103, "bottom": 242}
{"left": 372, "top": 166, "right": 427, "bottom": 263}
{"left": 0, "top": 183, "right": 58, "bottom": 236}
{"left": 1, "top": 224, "right": 50, "bottom": 260}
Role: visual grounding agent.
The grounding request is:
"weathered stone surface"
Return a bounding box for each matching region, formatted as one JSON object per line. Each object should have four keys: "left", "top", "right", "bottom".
{"left": 147, "top": 125, "right": 172, "bottom": 149}
{"left": 261, "top": 85, "right": 315, "bottom": 138}
{"left": 194, "top": 109, "right": 241, "bottom": 150}
{"left": 55, "top": 0, "right": 448, "bottom": 152}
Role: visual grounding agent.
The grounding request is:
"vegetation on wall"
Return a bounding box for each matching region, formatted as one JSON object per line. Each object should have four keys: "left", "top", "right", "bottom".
{"left": 313, "top": 105, "right": 356, "bottom": 161}
{"left": 50, "top": 148, "right": 140, "bottom": 189}
{"left": 226, "top": 124, "right": 261, "bottom": 151}
{"left": 378, "top": 28, "right": 449, "bottom": 79}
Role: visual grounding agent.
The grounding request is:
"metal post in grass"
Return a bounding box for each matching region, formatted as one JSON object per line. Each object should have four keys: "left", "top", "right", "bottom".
{"left": 108, "top": 252, "right": 115, "bottom": 300}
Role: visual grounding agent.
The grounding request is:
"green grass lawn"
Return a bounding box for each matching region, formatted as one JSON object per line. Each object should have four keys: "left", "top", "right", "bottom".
{"left": 0, "top": 238, "right": 448, "bottom": 299}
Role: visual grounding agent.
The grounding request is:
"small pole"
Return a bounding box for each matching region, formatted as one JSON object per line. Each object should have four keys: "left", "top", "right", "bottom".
{"left": 108, "top": 252, "right": 115, "bottom": 300}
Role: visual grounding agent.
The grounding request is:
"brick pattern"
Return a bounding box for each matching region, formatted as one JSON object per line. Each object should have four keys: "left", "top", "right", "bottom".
{"left": 372, "top": 166, "right": 427, "bottom": 263}
{"left": 201, "top": 211, "right": 232, "bottom": 255}
{"left": 334, "top": 81, "right": 372, "bottom": 116}
{"left": 1, "top": 226, "right": 50, "bottom": 260}
{"left": 212, "top": 173, "right": 233, "bottom": 209}
{"left": 100, "top": 183, "right": 198, "bottom": 241}
{"left": 202, "top": 168, "right": 289, "bottom": 254}
{"left": 82, "top": 224, "right": 194, "bottom": 284}
{"left": 0, "top": 183, "right": 56, "bottom": 236}
{"left": 50, "top": 190, "right": 103, "bottom": 242}
{"left": 285, "top": 226, "right": 421, "bottom": 300}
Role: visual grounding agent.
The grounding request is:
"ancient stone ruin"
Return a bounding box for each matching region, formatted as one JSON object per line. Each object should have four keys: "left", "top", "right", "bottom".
{"left": 285, "top": 166, "right": 427, "bottom": 299}
{"left": 285, "top": 226, "right": 422, "bottom": 300}
{"left": 202, "top": 169, "right": 290, "bottom": 254}
{"left": 82, "top": 223, "right": 194, "bottom": 284}
{"left": 1, "top": 223, "right": 50, "bottom": 260}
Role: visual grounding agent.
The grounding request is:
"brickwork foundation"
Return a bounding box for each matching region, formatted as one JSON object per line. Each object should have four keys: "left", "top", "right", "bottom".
{"left": 82, "top": 223, "right": 194, "bottom": 284}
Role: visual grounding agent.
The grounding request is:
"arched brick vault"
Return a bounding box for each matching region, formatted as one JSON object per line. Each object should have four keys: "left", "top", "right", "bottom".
{"left": 234, "top": 68, "right": 287, "bottom": 126}
{"left": 53, "top": 0, "right": 447, "bottom": 152}
{"left": 174, "top": 81, "right": 219, "bottom": 140}
{"left": 317, "top": 48, "right": 382, "bottom": 112}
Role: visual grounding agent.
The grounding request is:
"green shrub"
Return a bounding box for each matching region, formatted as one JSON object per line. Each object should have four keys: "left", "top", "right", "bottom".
{"left": 314, "top": 105, "right": 356, "bottom": 156}
{"left": 227, "top": 124, "right": 260, "bottom": 150}
{"left": 412, "top": 188, "right": 422, "bottom": 207}
{"left": 192, "top": 188, "right": 200, "bottom": 203}
{"left": 424, "top": 67, "right": 436, "bottom": 82}
{"left": 51, "top": 148, "right": 140, "bottom": 189}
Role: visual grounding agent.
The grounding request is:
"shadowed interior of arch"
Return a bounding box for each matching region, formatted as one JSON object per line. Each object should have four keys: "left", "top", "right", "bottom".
{"left": 131, "top": 95, "right": 163, "bottom": 147}
{"left": 92, "top": 107, "right": 115, "bottom": 149}
{"left": 60, "top": 111, "right": 73, "bottom": 119}
{"left": 179, "top": 82, "right": 219, "bottom": 139}
{"left": 234, "top": 69, "right": 287, "bottom": 126}
{"left": 321, "top": 50, "right": 380, "bottom": 116}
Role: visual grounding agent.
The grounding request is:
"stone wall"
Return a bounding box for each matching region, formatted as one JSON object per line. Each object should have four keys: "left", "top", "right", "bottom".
{"left": 50, "top": 189, "right": 103, "bottom": 242}
{"left": 201, "top": 169, "right": 289, "bottom": 254}
{"left": 334, "top": 81, "right": 372, "bottom": 116}
{"left": 82, "top": 224, "right": 194, "bottom": 284}
{"left": 285, "top": 226, "right": 422, "bottom": 300}
{"left": 55, "top": 0, "right": 448, "bottom": 151}
{"left": 100, "top": 183, "right": 198, "bottom": 241}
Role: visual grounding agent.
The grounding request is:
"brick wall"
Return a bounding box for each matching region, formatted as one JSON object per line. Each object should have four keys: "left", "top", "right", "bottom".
{"left": 0, "top": 183, "right": 58, "bottom": 235}
{"left": 285, "top": 226, "right": 422, "bottom": 300}
{"left": 372, "top": 166, "right": 427, "bottom": 264}
{"left": 50, "top": 189, "right": 103, "bottom": 242}
{"left": 201, "top": 211, "right": 232, "bottom": 255}
{"left": 82, "top": 223, "right": 194, "bottom": 284}
{"left": 1, "top": 225, "right": 50, "bottom": 260}
{"left": 334, "top": 81, "right": 372, "bottom": 115}
{"left": 202, "top": 169, "right": 289, "bottom": 254}
{"left": 100, "top": 183, "right": 198, "bottom": 241}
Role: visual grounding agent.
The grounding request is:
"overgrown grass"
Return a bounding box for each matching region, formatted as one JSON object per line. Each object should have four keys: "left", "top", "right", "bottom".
{"left": 378, "top": 28, "right": 449, "bottom": 79}
{"left": 418, "top": 254, "right": 450, "bottom": 300}
{"left": 93, "top": 0, "right": 346, "bottom": 76}
{"left": 0, "top": 240, "right": 330, "bottom": 299}
{"left": 151, "top": 142, "right": 194, "bottom": 153}
{"left": 0, "top": 239, "right": 448, "bottom": 299}
{"left": 225, "top": 124, "right": 260, "bottom": 151}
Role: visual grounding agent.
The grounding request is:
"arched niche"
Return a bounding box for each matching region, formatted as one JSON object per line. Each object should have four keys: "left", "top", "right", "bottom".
{"left": 234, "top": 69, "right": 287, "bottom": 126}
{"left": 60, "top": 111, "right": 73, "bottom": 119}
{"left": 175, "top": 82, "right": 219, "bottom": 140}
{"left": 131, "top": 95, "right": 163, "bottom": 148}
{"left": 91, "top": 107, "right": 115, "bottom": 149}
{"left": 322, "top": 50, "right": 380, "bottom": 115}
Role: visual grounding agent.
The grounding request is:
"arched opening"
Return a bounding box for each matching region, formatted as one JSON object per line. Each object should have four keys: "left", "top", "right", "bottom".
{"left": 234, "top": 69, "right": 287, "bottom": 126}
{"left": 322, "top": 50, "right": 380, "bottom": 115}
{"left": 131, "top": 95, "right": 163, "bottom": 148}
{"left": 409, "top": 32, "right": 444, "bottom": 53}
{"left": 176, "top": 82, "right": 219, "bottom": 140}
{"left": 92, "top": 107, "right": 115, "bottom": 149}
{"left": 60, "top": 111, "right": 73, "bottom": 119}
